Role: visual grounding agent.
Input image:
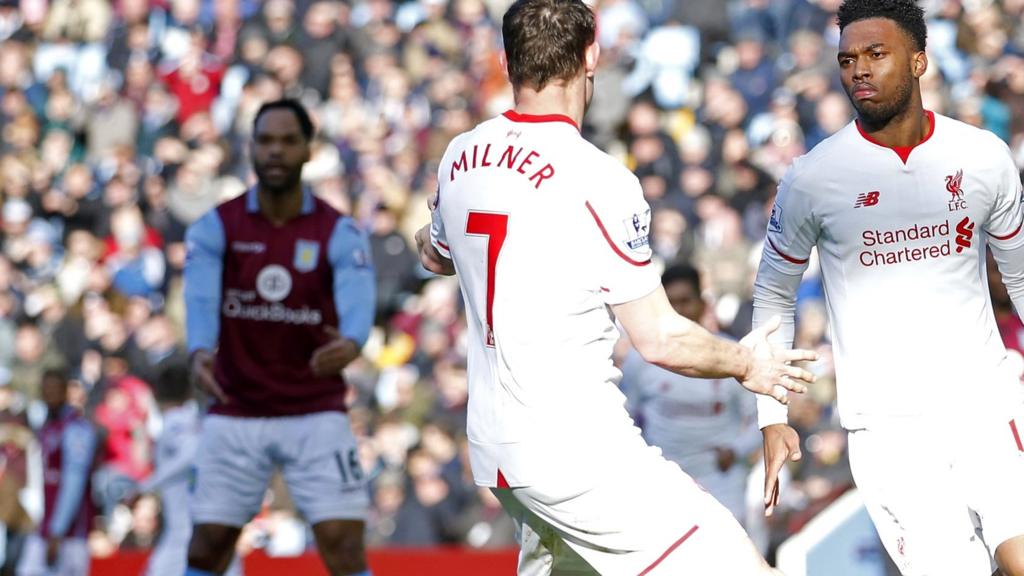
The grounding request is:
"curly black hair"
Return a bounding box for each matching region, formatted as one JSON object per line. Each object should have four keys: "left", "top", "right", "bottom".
{"left": 837, "top": 0, "right": 927, "bottom": 51}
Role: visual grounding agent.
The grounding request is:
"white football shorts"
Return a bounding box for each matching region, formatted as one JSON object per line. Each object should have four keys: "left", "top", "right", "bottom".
{"left": 191, "top": 412, "right": 369, "bottom": 527}
{"left": 492, "top": 434, "right": 771, "bottom": 575}
{"left": 848, "top": 409, "right": 1024, "bottom": 576}
{"left": 16, "top": 535, "right": 89, "bottom": 576}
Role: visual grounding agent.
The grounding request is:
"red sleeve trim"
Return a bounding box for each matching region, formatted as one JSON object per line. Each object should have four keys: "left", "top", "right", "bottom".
{"left": 990, "top": 217, "right": 1024, "bottom": 241}
{"left": 766, "top": 236, "right": 809, "bottom": 265}
{"left": 436, "top": 239, "right": 450, "bottom": 250}
{"left": 585, "top": 201, "right": 651, "bottom": 267}
{"left": 637, "top": 525, "right": 699, "bottom": 576}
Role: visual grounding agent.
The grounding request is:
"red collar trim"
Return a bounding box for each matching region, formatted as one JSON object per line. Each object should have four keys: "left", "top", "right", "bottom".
{"left": 502, "top": 109, "right": 579, "bottom": 131}
{"left": 855, "top": 110, "right": 935, "bottom": 164}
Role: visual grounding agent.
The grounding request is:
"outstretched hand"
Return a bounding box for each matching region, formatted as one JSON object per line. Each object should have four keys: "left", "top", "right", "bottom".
{"left": 738, "top": 315, "right": 817, "bottom": 404}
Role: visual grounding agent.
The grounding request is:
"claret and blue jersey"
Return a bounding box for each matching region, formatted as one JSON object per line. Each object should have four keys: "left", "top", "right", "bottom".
{"left": 183, "top": 188, "right": 374, "bottom": 417}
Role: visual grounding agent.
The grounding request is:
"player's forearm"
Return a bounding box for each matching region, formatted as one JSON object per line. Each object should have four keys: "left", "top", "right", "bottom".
{"left": 751, "top": 263, "right": 802, "bottom": 428}
{"left": 185, "top": 297, "right": 220, "bottom": 354}
{"left": 642, "top": 315, "right": 756, "bottom": 380}
{"left": 333, "top": 270, "right": 374, "bottom": 348}
{"left": 751, "top": 263, "right": 801, "bottom": 348}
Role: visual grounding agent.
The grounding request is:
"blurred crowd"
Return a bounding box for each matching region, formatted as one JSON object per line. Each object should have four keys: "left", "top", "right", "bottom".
{"left": 0, "top": 0, "right": 1022, "bottom": 568}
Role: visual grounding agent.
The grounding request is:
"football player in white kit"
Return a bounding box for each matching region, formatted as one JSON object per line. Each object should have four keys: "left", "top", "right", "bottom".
{"left": 621, "top": 264, "right": 760, "bottom": 524}
{"left": 414, "top": 0, "right": 819, "bottom": 573}
{"left": 754, "top": 1, "right": 1024, "bottom": 574}
{"left": 136, "top": 365, "right": 240, "bottom": 576}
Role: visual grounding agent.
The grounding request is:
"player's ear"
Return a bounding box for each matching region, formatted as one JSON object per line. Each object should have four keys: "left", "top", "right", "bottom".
{"left": 584, "top": 42, "right": 600, "bottom": 79}
{"left": 498, "top": 50, "right": 510, "bottom": 82}
{"left": 912, "top": 50, "right": 928, "bottom": 79}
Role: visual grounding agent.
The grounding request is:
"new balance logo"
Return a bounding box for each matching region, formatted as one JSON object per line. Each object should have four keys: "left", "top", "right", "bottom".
{"left": 955, "top": 216, "right": 975, "bottom": 254}
{"left": 854, "top": 191, "right": 880, "bottom": 208}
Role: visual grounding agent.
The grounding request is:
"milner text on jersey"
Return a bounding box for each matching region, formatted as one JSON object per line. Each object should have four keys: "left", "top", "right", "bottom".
{"left": 858, "top": 219, "right": 964, "bottom": 267}
{"left": 449, "top": 142, "right": 556, "bottom": 189}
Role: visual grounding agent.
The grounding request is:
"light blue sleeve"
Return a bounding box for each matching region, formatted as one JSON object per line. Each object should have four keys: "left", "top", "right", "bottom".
{"left": 140, "top": 428, "right": 199, "bottom": 494}
{"left": 49, "top": 420, "right": 97, "bottom": 537}
{"left": 327, "top": 217, "right": 376, "bottom": 347}
{"left": 184, "top": 210, "right": 225, "bottom": 354}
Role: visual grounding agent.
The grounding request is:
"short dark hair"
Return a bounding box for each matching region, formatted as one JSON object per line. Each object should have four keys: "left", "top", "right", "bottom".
{"left": 41, "top": 368, "right": 68, "bottom": 386}
{"left": 837, "top": 0, "right": 927, "bottom": 52}
{"left": 502, "top": 0, "right": 595, "bottom": 91}
{"left": 661, "top": 263, "right": 701, "bottom": 292}
{"left": 155, "top": 363, "right": 191, "bottom": 403}
{"left": 253, "top": 99, "right": 315, "bottom": 141}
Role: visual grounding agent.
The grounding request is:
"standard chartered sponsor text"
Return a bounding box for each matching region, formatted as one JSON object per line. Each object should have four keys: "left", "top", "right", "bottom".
{"left": 859, "top": 219, "right": 953, "bottom": 267}
{"left": 223, "top": 297, "right": 323, "bottom": 325}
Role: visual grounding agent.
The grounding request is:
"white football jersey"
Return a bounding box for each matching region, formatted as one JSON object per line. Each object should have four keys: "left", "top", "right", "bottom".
{"left": 756, "top": 112, "right": 1024, "bottom": 429}
{"left": 141, "top": 401, "right": 200, "bottom": 538}
{"left": 431, "top": 110, "right": 660, "bottom": 487}
{"left": 620, "top": 349, "right": 759, "bottom": 480}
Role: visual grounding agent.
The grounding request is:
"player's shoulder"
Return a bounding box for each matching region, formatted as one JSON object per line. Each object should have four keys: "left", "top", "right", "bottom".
{"left": 213, "top": 190, "right": 248, "bottom": 216}
{"left": 573, "top": 140, "right": 643, "bottom": 201}
{"left": 933, "top": 112, "right": 1008, "bottom": 152}
{"left": 785, "top": 121, "right": 861, "bottom": 185}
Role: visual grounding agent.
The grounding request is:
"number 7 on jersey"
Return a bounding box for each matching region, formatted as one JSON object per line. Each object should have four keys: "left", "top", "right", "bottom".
{"left": 465, "top": 211, "right": 508, "bottom": 347}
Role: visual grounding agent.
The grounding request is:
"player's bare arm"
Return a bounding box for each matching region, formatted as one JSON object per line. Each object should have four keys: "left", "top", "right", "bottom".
{"left": 415, "top": 224, "right": 455, "bottom": 276}
{"left": 189, "top": 348, "right": 228, "bottom": 404}
{"left": 613, "top": 287, "right": 817, "bottom": 403}
{"left": 310, "top": 326, "right": 362, "bottom": 376}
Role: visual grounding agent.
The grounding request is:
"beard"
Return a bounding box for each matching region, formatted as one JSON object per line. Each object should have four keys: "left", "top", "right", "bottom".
{"left": 254, "top": 163, "right": 303, "bottom": 195}
{"left": 850, "top": 73, "right": 913, "bottom": 129}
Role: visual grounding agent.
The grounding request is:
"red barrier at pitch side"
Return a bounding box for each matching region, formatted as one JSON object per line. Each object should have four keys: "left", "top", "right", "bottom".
{"left": 90, "top": 548, "right": 519, "bottom": 575}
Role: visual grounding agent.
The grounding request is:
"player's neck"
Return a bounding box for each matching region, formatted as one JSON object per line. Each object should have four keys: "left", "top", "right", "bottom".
{"left": 257, "top": 186, "right": 303, "bottom": 226}
{"left": 513, "top": 77, "right": 585, "bottom": 129}
{"left": 857, "top": 101, "right": 929, "bottom": 149}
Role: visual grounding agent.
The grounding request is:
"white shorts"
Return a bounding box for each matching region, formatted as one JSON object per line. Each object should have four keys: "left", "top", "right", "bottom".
{"left": 16, "top": 535, "right": 89, "bottom": 576}
{"left": 191, "top": 412, "right": 369, "bottom": 527}
{"left": 849, "top": 412, "right": 1024, "bottom": 576}
{"left": 492, "top": 436, "right": 771, "bottom": 575}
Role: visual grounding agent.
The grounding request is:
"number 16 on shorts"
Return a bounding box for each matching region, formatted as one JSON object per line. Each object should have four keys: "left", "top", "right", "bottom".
{"left": 334, "top": 448, "right": 363, "bottom": 492}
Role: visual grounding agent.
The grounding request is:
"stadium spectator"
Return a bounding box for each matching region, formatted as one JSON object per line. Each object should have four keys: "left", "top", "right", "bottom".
{"left": 0, "top": 368, "right": 32, "bottom": 576}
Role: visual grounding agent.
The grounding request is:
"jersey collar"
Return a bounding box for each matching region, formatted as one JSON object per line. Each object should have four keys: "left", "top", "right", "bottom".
{"left": 855, "top": 110, "right": 935, "bottom": 164}
{"left": 246, "top": 187, "right": 315, "bottom": 215}
{"left": 502, "top": 109, "right": 580, "bottom": 131}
